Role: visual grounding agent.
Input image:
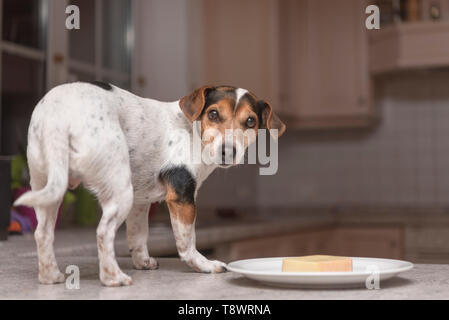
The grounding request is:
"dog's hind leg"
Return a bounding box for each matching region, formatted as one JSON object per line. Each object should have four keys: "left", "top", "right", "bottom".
{"left": 89, "top": 179, "right": 134, "bottom": 286}
{"left": 126, "top": 203, "right": 159, "bottom": 270}
{"left": 34, "top": 202, "right": 65, "bottom": 284}
{"left": 19, "top": 126, "right": 70, "bottom": 285}
{"left": 94, "top": 180, "right": 133, "bottom": 286}
{"left": 30, "top": 169, "right": 65, "bottom": 284}
{"left": 84, "top": 133, "right": 134, "bottom": 286}
{"left": 97, "top": 198, "right": 133, "bottom": 286}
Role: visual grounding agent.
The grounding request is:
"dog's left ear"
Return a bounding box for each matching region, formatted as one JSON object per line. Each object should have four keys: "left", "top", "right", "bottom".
{"left": 259, "top": 100, "right": 286, "bottom": 139}
{"left": 179, "top": 86, "right": 214, "bottom": 122}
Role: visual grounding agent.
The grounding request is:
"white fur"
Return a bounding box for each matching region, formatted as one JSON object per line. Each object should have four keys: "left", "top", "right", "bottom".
{"left": 14, "top": 82, "right": 230, "bottom": 286}
{"left": 169, "top": 216, "right": 226, "bottom": 273}
{"left": 234, "top": 88, "right": 248, "bottom": 107}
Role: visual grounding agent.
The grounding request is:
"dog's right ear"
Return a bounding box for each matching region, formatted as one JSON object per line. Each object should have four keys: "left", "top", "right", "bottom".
{"left": 179, "top": 86, "right": 213, "bottom": 122}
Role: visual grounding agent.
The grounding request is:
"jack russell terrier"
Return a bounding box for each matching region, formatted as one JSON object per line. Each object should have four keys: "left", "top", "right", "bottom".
{"left": 14, "top": 82, "right": 286, "bottom": 286}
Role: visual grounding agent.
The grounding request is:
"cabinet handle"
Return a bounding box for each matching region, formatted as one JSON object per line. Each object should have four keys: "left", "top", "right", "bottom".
{"left": 137, "top": 76, "right": 146, "bottom": 87}
{"left": 53, "top": 53, "right": 64, "bottom": 64}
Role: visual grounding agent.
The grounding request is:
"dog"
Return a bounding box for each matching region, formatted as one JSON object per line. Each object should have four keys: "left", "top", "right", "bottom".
{"left": 14, "top": 82, "right": 286, "bottom": 286}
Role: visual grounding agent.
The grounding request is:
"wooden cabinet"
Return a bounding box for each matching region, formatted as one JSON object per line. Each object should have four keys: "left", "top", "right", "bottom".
{"left": 217, "top": 225, "right": 404, "bottom": 261}
{"left": 195, "top": 0, "right": 376, "bottom": 130}
{"left": 279, "top": 0, "right": 375, "bottom": 129}
{"left": 405, "top": 226, "right": 449, "bottom": 263}
{"left": 199, "top": 0, "right": 280, "bottom": 105}
{"left": 218, "top": 227, "right": 332, "bottom": 260}
{"left": 369, "top": 21, "right": 449, "bottom": 74}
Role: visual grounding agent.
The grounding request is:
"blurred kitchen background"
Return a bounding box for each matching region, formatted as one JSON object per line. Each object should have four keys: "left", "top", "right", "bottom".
{"left": 1, "top": 0, "right": 449, "bottom": 265}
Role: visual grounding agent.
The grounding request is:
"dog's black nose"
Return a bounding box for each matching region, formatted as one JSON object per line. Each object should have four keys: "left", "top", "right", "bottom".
{"left": 221, "top": 146, "right": 236, "bottom": 164}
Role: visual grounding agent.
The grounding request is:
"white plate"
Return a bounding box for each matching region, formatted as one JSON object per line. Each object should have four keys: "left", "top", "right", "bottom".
{"left": 227, "top": 257, "right": 414, "bottom": 288}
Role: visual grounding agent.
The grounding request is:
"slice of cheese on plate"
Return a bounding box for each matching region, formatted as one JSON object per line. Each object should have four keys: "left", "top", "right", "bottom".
{"left": 282, "top": 255, "right": 353, "bottom": 272}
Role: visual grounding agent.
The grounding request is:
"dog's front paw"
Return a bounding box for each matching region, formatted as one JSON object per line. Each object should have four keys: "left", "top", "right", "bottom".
{"left": 205, "top": 260, "right": 227, "bottom": 273}
{"left": 186, "top": 255, "right": 227, "bottom": 273}
{"left": 133, "top": 255, "right": 159, "bottom": 270}
{"left": 38, "top": 271, "right": 65, "bottom": 285}
{"left": 100, "top": 270, "right": 133, "bottom": 287}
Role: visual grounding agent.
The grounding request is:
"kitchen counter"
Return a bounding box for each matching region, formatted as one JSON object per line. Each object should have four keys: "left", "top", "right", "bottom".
{"left": 1, "top": 212, "right": 449, "bottom": 299}
{"left": 0, "top": 256, "right": 448, "bottom": 299}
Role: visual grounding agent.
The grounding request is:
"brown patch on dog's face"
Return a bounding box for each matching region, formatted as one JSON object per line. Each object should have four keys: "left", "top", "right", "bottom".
{"left": 199, "top": 87, "right": 257, "bottom": 134}
{"left": 180, "top": 85, "right": 286, "bottom": 166}
{"left": 200, "top": 98, "right": 235, "bottom": 137}
{"left": 233, "top": 98, "right": 260, "bottom": 149}
{"left": 198, "top": 87, "right": 258, "bottom": 165}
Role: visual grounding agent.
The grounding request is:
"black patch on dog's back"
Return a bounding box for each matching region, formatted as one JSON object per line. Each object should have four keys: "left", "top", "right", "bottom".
{"left": 159, "top": 166, "right": 196, "bottom": 204}
{"left": 87, "top": 81, "right": 113, "bottom": 91}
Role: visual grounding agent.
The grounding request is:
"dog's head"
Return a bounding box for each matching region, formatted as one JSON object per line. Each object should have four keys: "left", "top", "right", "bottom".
{"left": 179, "top": 85, "right": 286, "bottom": 167}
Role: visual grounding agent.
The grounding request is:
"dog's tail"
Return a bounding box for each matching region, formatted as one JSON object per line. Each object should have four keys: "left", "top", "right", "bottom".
{"left": 14, "top": 127, "right": 69, "bottom": 208}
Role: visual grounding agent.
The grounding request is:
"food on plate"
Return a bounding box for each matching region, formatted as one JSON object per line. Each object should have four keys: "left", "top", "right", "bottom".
{"left": 281, "top": 255, "right": 353, "bottom": 272}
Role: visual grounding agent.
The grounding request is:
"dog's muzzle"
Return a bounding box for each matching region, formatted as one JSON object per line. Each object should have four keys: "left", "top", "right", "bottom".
{"left": 220, "top": 144, "right": 237, "bottom": 167}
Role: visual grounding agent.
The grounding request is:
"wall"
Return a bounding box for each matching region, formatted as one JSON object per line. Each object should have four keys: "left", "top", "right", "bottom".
{"left": 258, "top": 70, "right": 449, "bottom": 208}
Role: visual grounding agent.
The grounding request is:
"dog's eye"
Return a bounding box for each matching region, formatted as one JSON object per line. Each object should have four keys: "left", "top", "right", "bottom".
{"left": 208, "top": 110, "right": 219, "bottom": 121}
{"left": 246, "top": 117, "right": 256, "bottom": 128}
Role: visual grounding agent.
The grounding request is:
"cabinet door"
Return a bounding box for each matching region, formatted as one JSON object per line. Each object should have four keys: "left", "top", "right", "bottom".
{"left": 200, "top": 0, "right": 280, "bottom": 105}
{"left": 331, "top": 226, "right": 404, "bottom": 259}
{"left": 280, "top": 0, "right": 373, "bottom": 129}
{"left": 219, "top": 226, "right": 403, "bottom": 261}
{"left": 223, "top": 228, "right": 333, "bottom": 261}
